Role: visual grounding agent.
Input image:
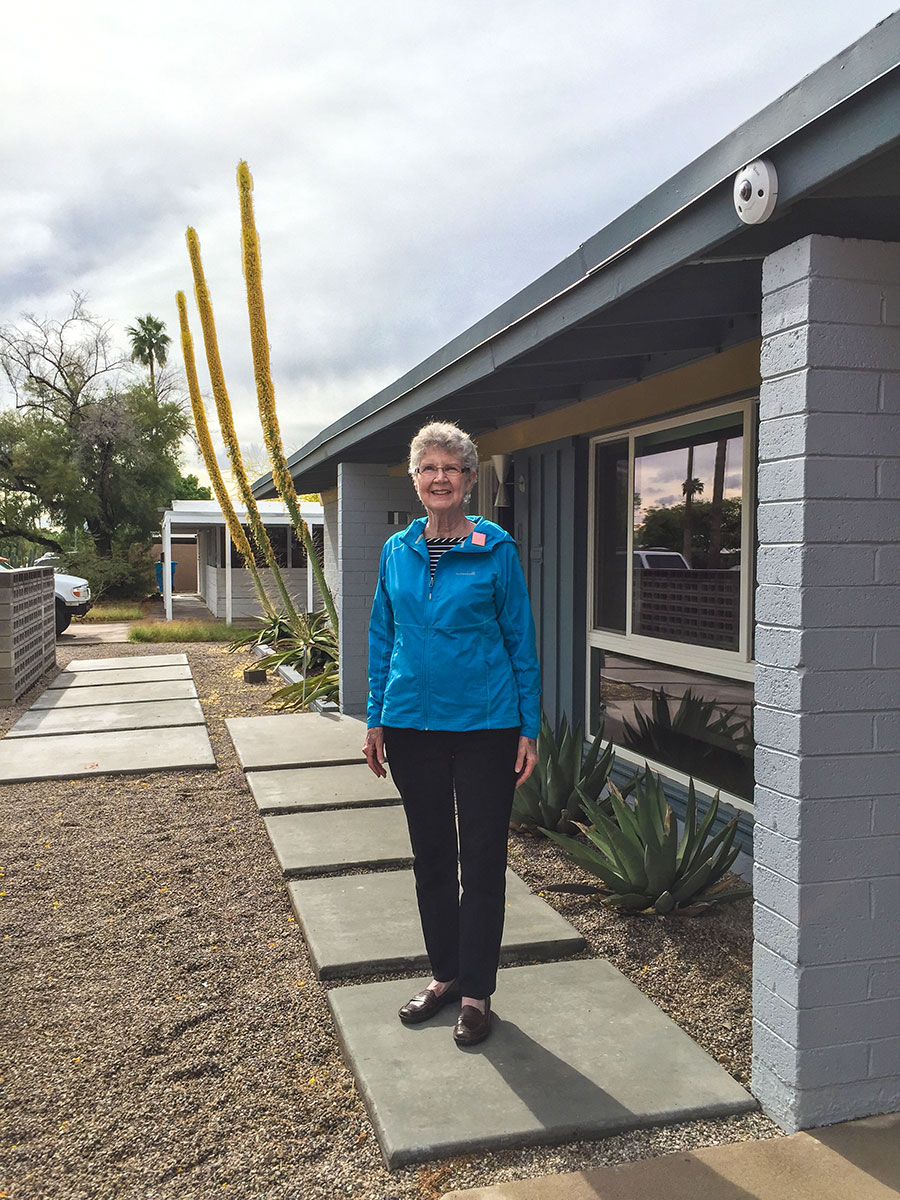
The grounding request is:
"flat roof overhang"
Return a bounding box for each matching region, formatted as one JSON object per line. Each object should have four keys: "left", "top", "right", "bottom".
{"left": 254, "top": 14, "right": 900, "bottom": 497}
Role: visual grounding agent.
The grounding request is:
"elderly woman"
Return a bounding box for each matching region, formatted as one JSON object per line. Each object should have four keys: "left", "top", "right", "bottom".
{"left": 363, "top": 421, "right": 540, "bottom": 1047}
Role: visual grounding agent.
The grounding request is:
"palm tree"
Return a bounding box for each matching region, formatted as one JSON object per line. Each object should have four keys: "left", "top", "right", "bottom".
{"left": 681, "top": 446, "right": 704, "bottom": 565}
{"left": 126, "top": 314, "right": 171, "bottom": 394}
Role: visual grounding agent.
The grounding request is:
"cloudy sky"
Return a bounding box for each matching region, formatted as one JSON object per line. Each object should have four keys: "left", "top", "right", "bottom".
{"left": 2, "top": 1, "right": 893, "bottom": 484}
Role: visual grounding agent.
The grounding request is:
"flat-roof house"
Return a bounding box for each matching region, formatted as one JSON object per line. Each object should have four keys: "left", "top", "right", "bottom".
{"left": 158, "top": 499, "right": 324, "bottom": 624}
{"left": 253, "top": 15, "right": 900, "bottom": 1133}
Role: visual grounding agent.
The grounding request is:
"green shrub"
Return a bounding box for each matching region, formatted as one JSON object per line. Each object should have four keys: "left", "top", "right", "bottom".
{"left": 510, "top": 714, "right": 629, "bottom": 835}
{"left": 63, "top": 541, "right": 156, "bottom": 601}
{"left": 543, "top": 770, "right": 751, "bottom": 915}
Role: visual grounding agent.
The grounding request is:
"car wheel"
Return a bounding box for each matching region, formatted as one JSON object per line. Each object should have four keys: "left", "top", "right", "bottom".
{"left": 55, "top": 600, "right": 71, "bottom": 636}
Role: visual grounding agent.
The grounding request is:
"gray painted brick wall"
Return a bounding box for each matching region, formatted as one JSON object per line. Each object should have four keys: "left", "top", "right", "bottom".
{"left": 337, "top": 463, "right": 415, "bottom": 717}
{"left": 753, "top": 234, "right": 900, "bottom": 1133}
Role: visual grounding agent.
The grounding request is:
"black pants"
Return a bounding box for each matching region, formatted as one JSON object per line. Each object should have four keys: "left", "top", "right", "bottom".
{"left": 383, "top": 726, "right": 520, "bottom": 999}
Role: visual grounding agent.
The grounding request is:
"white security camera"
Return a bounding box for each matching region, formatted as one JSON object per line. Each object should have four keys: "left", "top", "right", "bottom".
{"left": 733, "top": 158, "right": 778, "bottom": 224}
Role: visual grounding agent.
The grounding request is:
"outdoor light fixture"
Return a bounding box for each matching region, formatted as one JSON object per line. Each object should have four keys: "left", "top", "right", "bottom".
{"left": 492, "top": 454, "right": 511, "bottom": 508}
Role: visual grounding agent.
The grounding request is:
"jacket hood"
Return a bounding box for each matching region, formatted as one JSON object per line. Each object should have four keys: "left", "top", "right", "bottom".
{"left": 399, "top": 515, "right": 515, "bottom": 554}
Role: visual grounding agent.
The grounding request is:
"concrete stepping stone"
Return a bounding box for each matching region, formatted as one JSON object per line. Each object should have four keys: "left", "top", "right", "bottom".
{"left": 0, "top": 726, "right": 215, "bottom": 782}
{"left": 63, "top": 653, "right": 189, "bottom": 671}
{"left": 226, "top": 712, "right": 368, "bottom": 770}
{"left": 31, "top": 680, "right": 198, "bottom": 710}
{"left": 263, "top": 806, "right": 412, "bottom": 876}
{"left": 328, "top": 959, "right": 756, "bottom": 1168}
{"left": 287, "top": 869, "right": 586, "bottom": 979}
{"left": 7, "top": 698, "right": 205, "bottom": 738}
{"left": 246, "top": 764, "right": 400, "bottom": 814}
{"left": 47, "top": 666, "right": 192, "bottom": 689}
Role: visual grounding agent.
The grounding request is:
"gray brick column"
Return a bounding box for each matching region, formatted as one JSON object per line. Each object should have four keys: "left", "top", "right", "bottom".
{"left": 337, "top": 462, "right": 416, "bottom": 717}
{"left": 753, "top": 234, "right": 900, "bottom": 1132}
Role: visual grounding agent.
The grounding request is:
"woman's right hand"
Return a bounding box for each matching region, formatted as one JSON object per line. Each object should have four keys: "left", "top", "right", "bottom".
{"left": 363, "top": 726, "right": 387, "bottom": 778}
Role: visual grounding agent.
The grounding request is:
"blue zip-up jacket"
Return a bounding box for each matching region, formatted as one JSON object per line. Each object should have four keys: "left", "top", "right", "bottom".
{"left": 367, "top": 516, "right": 541, "bottom": 737}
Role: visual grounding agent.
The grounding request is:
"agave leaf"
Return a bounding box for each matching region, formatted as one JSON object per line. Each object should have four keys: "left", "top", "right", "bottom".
{"left": 692, "top": 789, "right": 721, "bottom": 846}
{"left": 671, "top": 854, "right": 720, "bottom": 905}
{"left": 654, "top": 890, "right": 675, "bottom": 914}
{"left": 644, "top": 807, "right": 679, "bottom": 897}
{"left": 572, "top": 806, "right": 629, "bottom": 872}
{"left": 545, "top": 758, "right": 569, "bottom": 824}
{"left": 581, "top": 820, "right": 646, "bottom": 888}
{"left": 602, "top": 892, "right": 653, "bottom": 912}
{"left": 647, "top": 770, "right": 669, "bottom": 846}
{"left": 510, "top": 776, "right": 544, "bottom": 827}
{"left": 581, "top": 721, "right": 605, "bottom": 777}
{"left": 541, "top": 828, "right": 632, "bottom": 893}
{"left": 579, "top": 785, "right": 610, "bottom": 829}
{"left": 682, "top": 817, "right": 738, "bottom": 882}
{"left": 609, "top": 790, "right": 642, "bottom": 846}
{"left": 676, "top": 779, "right": 698, "bottom": 870}
{"left": 583, "top": 742, "right": 615, "bottom": 798}
{"left": 632, "top": 770, "right": 664, "bottom": 852}
{"left": 643, "top": 835, "right": 676, "bottom": 897}
{"left": 679, "top": 885, "right": 752, "bottom": 914}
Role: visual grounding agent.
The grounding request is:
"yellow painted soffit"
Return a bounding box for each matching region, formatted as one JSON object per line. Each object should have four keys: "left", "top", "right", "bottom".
{"left": 476, "top": 341, "right": 761, "bottom": 457}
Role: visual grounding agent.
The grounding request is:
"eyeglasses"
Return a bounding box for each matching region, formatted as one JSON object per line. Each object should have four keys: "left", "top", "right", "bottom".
{"left": 414, "top": 464, "right": 468, "bottom": 478}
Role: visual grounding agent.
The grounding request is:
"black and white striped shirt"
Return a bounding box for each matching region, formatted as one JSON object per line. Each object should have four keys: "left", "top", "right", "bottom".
{"left": 424, "top": 536, "right": 463, "bottom": 582}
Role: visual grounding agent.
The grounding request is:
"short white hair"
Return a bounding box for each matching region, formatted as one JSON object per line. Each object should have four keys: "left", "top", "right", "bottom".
{"left": 408, "top": 421, "right": 478, "bottom": 476}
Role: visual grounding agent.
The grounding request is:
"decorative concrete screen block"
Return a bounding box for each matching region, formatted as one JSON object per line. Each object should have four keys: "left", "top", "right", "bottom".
{"left": 0, "top": 567, "right": 56, "bottom": 703}
{"left": 753, "top": 234, "right": 900, "bottom": 1134}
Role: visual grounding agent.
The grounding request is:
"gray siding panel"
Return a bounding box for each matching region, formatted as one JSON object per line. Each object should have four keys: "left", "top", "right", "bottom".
{"left": 515, "top": 437, "right": 587, "bottom": 732}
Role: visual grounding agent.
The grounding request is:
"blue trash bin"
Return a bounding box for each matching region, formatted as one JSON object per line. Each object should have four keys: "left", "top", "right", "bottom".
{"left": 154, "top": 561, "right": 178, "bottom": 594}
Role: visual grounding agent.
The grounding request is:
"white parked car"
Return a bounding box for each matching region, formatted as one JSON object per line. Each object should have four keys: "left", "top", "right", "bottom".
{"left": 633, "top": 548, "right": 690, "bottom": 570}
{"left": 0, "top": 558, "right": 92, "bottom": 635}
{"left": 53, "top": 570, "right": 92, "bottom": 634}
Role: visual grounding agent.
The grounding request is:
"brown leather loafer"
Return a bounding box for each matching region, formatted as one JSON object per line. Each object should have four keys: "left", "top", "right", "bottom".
{"left": 453, "top": 997, "right": 491, "bottom": 1046}
{"left": 398, "top": 983, "right": 460, "bottom": 1025}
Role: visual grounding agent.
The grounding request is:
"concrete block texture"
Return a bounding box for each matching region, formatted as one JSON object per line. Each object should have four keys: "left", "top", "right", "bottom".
{"left": 762, "top": 276, "right": 888, "bottom": 335}
{"left": 337, "top": 462, "right": 413, "bottom": 719}
{"left": 760, "top": 368, "right": 882, "bottom": 418}
{"left": 754, "top": 1053, "right": 900, "bottom": 1134}
{"left": 754, "top": 235, "right": 900, "bottom": 1131}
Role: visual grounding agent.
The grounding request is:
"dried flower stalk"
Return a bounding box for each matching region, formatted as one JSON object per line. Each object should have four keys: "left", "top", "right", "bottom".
{"left": 236, "top": 161, "right": 339, "bottom": 634}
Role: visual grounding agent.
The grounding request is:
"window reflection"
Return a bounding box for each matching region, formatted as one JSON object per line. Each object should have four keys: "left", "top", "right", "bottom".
{"left": 633, "top": 415, "right": 743, "bottom": 650}
{"left": 593, "top": 650, "right": 754, "bottom": 799}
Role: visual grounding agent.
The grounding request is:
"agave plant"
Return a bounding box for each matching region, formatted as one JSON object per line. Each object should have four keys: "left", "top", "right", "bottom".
{"left": 543, "top": 770, "right": 751, "bottom": 915}
{"left": 270, "top": 658, "right": 339, "bottom": 710}
{"left": 229, "top": 611, "right": 298, "bottom": 651}
{"left": 510, "top": 715, "right": 628, "bottom": 835}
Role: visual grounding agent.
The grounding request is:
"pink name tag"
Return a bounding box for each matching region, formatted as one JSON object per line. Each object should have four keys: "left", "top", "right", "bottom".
{"left": 471, "top": 531, "right": 486, "bottom": 546}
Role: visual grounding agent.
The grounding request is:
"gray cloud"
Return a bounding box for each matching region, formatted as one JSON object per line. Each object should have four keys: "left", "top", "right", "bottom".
{"left": 1, "top": 0, "right": 892, "bottom": 470}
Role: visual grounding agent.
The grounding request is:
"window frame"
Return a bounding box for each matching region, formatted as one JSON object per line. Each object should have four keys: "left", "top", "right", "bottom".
{"left": 585, "top": 397, "right": 757, "bottom": 692}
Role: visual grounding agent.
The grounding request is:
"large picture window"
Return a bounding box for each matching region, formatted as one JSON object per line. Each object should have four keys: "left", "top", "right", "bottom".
{"left": 587, "top": 401, "right": 756, "bottom": 801}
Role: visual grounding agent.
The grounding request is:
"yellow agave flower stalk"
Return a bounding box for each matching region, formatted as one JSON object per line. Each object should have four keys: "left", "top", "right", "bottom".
{"left": 236, "top": 161, "right": 339, "bottom": 635}
{"left": 175, "top": 292, "right": 276, "bottom": 620}
{"left": 185, "top": 227, "right": 301, "bottom": 626}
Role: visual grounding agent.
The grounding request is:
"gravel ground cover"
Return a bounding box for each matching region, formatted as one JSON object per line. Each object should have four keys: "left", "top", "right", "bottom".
{"left": 0, "top": 642, "right": 781, "bottom": 1200}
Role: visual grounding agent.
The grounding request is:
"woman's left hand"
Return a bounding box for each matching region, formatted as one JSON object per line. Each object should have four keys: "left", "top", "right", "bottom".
{"left": 514, "top": 736, "right": 538, "bottom": 788}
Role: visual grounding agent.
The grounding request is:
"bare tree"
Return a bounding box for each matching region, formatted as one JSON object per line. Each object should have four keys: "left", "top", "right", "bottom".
{"left": 0, "top": 293, "right": 127, "bottom": 424}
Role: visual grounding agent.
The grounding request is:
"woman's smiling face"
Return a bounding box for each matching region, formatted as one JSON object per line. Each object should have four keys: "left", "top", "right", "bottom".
{"left": 412, "top": 445, "right": 472, "bottom": 518}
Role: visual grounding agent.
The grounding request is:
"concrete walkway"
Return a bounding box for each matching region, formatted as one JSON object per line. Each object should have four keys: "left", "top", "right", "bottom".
{"left": 0, "top": 653, "right": 215, "bottom": 781}
{"left": 226, "top": 711, "right": 757, "bottom": 1169}
{"left": 440, "top": 1111, "right": 900, "bottom": 1200}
